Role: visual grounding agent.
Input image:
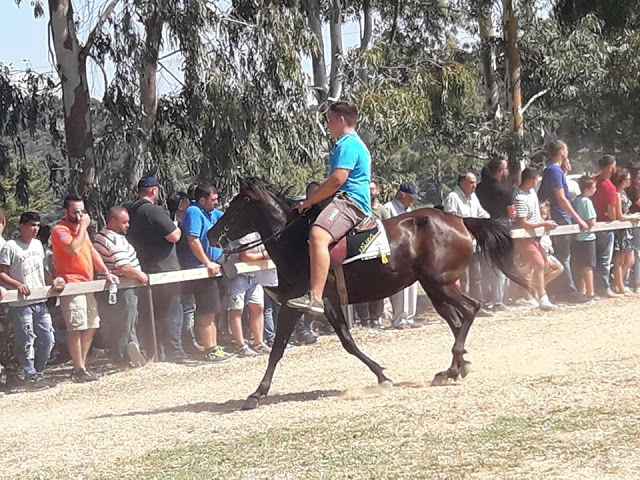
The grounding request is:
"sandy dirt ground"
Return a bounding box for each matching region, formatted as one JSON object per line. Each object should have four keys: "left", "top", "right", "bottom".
{"left": 1, "top": 296, "right": 640, "bottom": 479}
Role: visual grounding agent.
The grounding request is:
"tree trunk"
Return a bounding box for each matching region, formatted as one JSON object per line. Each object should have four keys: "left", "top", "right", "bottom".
{"left": 328, "top": 0, "right": 343, "bottom": 102}
{"left": 390, "top": 0, "right": 401, "bottom": 44}
{"left": 358, "top": 0, "right": 373, "bottom": 82}
{"left": 305, "top": 0, "right": 328, "bottom": 104}
{"left": 127, "top": 10, "right": 164, "bottom": 190}
{"left": 48, "top": 0, "right": 95, "bottom": 198}
{"left": 503, "top": 0, "right": 524, "bottom": 183}
{"left": 479, "top": 0, "right": 500, "bottom": 122}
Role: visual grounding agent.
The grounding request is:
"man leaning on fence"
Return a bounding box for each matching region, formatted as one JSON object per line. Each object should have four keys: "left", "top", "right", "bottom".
{"left": 0, "top": 212, "right": 64, "bottom": 390}
{"left": 126, "top": 175, "right": 199, "bottom": 365}
{"left": 51, "top": 195, "right": 120, "bottom": 383}
{"left": 93, "top": 207, "right": 148, "bottom": 369}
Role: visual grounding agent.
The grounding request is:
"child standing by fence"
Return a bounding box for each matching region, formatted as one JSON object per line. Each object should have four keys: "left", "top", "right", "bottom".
{"left": 571, "top": 177, "right": 598, "bottom": 300}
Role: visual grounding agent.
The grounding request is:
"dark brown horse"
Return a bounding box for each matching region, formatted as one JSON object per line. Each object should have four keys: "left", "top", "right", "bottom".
{"left": 208, "top": 178, "right": 528, "bottom": 410}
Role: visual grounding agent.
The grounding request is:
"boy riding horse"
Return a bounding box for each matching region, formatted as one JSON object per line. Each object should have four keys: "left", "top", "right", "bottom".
{"left": 287, "top": 102, "right": 372, "bottom": 315}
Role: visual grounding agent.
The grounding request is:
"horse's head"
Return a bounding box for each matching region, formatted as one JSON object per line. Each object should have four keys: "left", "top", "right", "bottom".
{"left": 207, "top": 177, "right": 291, "bottom": 249}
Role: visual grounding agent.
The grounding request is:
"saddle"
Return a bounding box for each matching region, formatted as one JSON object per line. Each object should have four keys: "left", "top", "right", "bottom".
{"left": 329, "top": 218, "right": 391, "bottom": 269}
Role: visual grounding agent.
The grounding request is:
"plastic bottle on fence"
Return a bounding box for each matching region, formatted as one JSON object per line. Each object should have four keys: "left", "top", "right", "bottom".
{"left": 108, "top": 282, "right": 118, "bottom": 305}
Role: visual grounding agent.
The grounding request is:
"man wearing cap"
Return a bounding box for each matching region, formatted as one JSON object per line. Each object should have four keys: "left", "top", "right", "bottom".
{"left": 288, "top": 101, "right": 372, "bottom": 315}
{"left": 444, "top": 172, "right": 493, "bottom": 317}
{"left": 385, "top": 182, "right": 420, "bottom": 329}
{"left": 126, "top": 175, "right": 198, "bottom": 365}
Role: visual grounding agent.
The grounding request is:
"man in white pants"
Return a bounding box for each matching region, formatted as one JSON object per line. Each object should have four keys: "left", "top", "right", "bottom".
{"left": 385, "top": 182, "right": 420, "bottom": 329}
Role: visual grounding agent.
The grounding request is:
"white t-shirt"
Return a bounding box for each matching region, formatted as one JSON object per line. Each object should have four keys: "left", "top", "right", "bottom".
{"left": 0, "top": 238, "right": 47, "bottom": 305}
{"left": 225, "top": 232, "right": 278, "bottom": 289}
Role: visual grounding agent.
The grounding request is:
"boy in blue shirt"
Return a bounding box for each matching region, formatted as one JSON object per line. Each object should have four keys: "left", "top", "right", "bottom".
{"left": 288, "top": 102, "right": 371, "bottom": 315}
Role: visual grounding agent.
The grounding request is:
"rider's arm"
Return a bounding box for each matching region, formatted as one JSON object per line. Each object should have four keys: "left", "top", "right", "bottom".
{"left": 305, "top": 168, "right": 350, "bottom": 206}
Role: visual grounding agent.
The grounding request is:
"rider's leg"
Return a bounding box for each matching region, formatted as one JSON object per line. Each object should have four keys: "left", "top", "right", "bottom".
{"left": 309, "top": 226, "right": 333, "bottom": 301}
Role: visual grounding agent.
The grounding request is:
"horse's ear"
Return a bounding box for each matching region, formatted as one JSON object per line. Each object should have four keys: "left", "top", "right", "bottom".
{"left": 239, "top": 178, "right": 248, "bottom": 191}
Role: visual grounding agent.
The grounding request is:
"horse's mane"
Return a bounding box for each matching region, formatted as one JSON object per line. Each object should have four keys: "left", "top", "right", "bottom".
{"left": 240, "top": 177, "right": 297, "bottom": 209}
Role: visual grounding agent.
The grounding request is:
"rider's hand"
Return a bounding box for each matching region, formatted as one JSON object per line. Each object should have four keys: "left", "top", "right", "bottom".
{"left": 297, "top": 200, "right": 312, "bottom": 214}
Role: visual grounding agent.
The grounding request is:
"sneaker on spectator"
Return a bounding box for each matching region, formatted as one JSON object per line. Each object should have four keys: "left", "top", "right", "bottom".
{"left": 237, "top": 344, "right": 259, "bottom": 358}
{"left": 369, "top": 317, "right": 384, "bottom": 329}
{"left": 126, "top": 342, "right": 146, "bottom": 369}
{"left": 521, "top": 298, "right": 540, "bottom": 308}
{"left": 476, "top": 308, "right": 494, "bottom": 318}
{"left": 251, "top": 342, "right": 272, "bottom": 355}
{"left": 539, "top": 295, "right": 556, "bottom": 311}
{"left": 391, "top": 316, "right": 407, "bottom": 329}
{"left": 25, "top": 374, "right": 53, "bottom": 391}
{"left": 203, "top": 345, "right": 236, "bottom": 363}
{"left": 71, "top": 368, "right": 99, "bottom": 383}
{"left": 603, "top": 289, "right": 621, "bottom": 299}
{"left": 491, "top": 303, "right": 510, "bottom": 313}
{"left": 293, "top": 330, "right": 318, "bottom": 346}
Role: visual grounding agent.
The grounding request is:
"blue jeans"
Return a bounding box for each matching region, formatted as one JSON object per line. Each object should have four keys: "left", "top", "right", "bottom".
{"left": 9, "top": 302, "right": 55, "bottom": 378}
{"left": 263, "top": 294, "right": 279, "bottom": 346}
{"left": 595, "top": 231, "right": 614, "bottom": 293}
{"left": 96, "top": 288, "right": 141, "bottom": 364}
{"left": 551, "top": 216, "right": 577, "bottom": 297}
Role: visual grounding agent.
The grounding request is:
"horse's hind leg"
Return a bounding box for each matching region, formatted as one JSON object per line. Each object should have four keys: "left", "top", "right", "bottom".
{"left": 323, "top": 298, "right": 393, "bottom": 386}
{"left": 243, "top": 305, "right": 300, "bottom": 410}
{"left": 422, "top": 282, "right": 479, "bottom": 386}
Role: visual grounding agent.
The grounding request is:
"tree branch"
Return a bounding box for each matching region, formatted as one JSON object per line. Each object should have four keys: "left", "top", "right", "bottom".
{"left": 82, "top": 0, "right": 121, "bottom": 58}
{"left": 87, "top": 53, "right": 109, "bottom": 99}
{"left": 158, "top": 61, "right": 186, "bottom": 88}
{"left": 521, "top": 89, "right": 549, "bottom": 115}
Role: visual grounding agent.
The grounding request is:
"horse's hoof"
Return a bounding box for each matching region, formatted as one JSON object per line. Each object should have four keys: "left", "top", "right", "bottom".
{"left": 459, "top": 361, "right": 472, "bottom": 379}
{"left": 379, "top": 378, "right": 393, "bottom": 388}
{"left": 241, "top": 396, "right": 260, "bottom": 410}
{"left": 430, "top": 374, "right": 448, "bottom": 387}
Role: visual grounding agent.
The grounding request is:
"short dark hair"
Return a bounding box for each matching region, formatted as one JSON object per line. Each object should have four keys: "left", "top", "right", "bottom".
{"left": 167, "top": 191, "right": 188, "bottom": 214}
{"left": 19, "top": 211, "right": 40, "bottom": 224}
{"left": 106, "top": 206, "right": 127, "bottom": 222}
{"left": 521, "top": 166, "right": 539, "bottom": 184}
{"left": 305, "top": 181, "right": 321, "bottom": 196}
{"left": 328, "top": 102, "right": 358, "bottom": 126}
{"left": 63, "top": 194, "right": 84, "bottom": 210}
{"left": 578, "top": 175, "right": 596, "bottom": 192}
{"left": 187, "top": 184, "right": 198, "bottom": 201}
{"left": 545, "top": 140, "right": 566, "bottom": 158}
{"left": 194, "top": 185, "right": 217, "bottom": 202}
{"left": 598, "top": 155, "right": 616, "bottom": 169}
{"left": 487, "top": 156, "right": 507, "bottom": 176}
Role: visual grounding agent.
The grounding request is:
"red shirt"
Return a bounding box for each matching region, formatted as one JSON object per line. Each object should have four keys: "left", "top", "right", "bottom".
{"left": 592, "top": 174, "right": 616, "bottom": 222}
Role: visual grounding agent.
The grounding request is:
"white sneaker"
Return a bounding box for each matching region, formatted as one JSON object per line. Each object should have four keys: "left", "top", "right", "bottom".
{"left": 391, "top": 316, "right": 407, "bottom": 329}
{"left": 521, "top": 298, "right": 540, "bottom": 308}
{"left": 539, "top": 295, "right": 556, "bottom": 311}
{"left": 238, "top": 344, "right": 259, "bottom": 357}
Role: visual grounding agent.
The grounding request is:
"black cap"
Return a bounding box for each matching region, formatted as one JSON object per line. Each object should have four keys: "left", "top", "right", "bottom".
{"left": 138, "top": 175, "right": 159, "bottom": 189}
{"left": 399, "top": 181, "right": 419, "bottom": 200}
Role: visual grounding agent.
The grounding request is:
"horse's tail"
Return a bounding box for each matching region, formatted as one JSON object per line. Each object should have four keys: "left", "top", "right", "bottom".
{"left": 462, "top": 217, "right": 532, "bottom": 293}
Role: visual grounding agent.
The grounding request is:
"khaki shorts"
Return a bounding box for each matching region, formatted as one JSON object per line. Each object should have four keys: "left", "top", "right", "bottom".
{"left": 60, "top": 293, "right": 101, "bottom": 331}
{"left": 313, "top": 193, "right": 367, "bottom": 242}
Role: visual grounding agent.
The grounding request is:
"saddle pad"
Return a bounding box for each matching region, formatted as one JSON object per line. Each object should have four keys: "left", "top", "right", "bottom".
{"left": 342, "top": 219, "right": 390, "bottom": 265}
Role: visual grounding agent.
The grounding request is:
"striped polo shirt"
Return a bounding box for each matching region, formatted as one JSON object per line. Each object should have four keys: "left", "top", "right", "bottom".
{"left": 514, "top": 187, "right": 542, "bottom": 223}
{"left": 94, "top": 227, "right": 141, "bottom": 273}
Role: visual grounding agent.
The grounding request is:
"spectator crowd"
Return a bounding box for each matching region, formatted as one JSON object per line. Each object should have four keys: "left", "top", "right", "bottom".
{"left": 1, "top": 142, "right": 638, "bottom": 394}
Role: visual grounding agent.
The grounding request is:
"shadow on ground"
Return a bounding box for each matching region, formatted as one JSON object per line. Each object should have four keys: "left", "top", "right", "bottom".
{"left": 92, "top": 388, "right": 344, "bottom": 418}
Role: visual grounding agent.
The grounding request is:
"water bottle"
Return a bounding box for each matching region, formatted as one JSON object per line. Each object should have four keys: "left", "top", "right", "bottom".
{"left": 108, "top": 282, "right": 118, "bottom": 305}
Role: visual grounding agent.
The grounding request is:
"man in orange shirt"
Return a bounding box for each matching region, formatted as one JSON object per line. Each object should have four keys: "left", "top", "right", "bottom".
{"left": 51, "top": 195, "right": 119, "bottom": 383}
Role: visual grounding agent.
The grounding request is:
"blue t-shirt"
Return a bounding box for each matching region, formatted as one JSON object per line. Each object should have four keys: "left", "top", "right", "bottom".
{"left": 538, "top": 164, "right": 571, "bottom": 223}
{"left": 179, "top": 203, "right": 224, "bottom": 268}
{"left": 329, "top": 132, "right": 372, "bottom": 215}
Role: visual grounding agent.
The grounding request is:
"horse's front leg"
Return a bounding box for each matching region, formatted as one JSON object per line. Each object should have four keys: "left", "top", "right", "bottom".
{"left": 242, "top": 305, "right": 300, "bottom": 410}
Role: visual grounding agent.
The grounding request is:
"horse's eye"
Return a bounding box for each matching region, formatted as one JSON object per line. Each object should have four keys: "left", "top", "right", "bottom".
{"left": 243, "top": 196, "right": 250, "bottom": 202}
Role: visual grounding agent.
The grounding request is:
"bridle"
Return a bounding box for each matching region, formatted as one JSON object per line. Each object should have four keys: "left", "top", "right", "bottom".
{"left": 220, "top": 195, "right": 309, "bottom": 256}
